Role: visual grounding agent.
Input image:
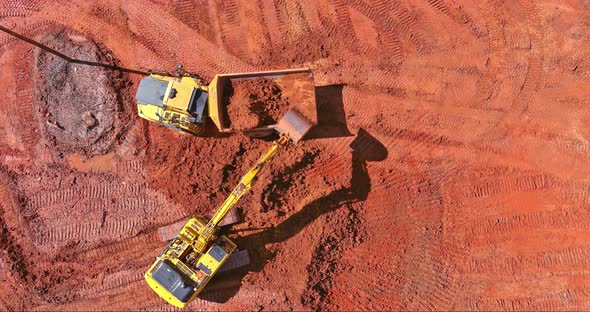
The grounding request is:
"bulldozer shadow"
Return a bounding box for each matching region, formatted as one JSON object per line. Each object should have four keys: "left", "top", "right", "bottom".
{"left": 305, "top": 84, "right": 353, "bottom": 140}
{"left": 200, "top": 128, "right": 386, "bottom": 303}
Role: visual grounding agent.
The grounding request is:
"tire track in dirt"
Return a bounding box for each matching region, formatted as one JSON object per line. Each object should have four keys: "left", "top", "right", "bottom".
{"left": 75, "top": 231, "right": 161, "bottom": 263}
{"left": 27, "top": 183, "right": 144, "bottom": 209}
{"left": 348, "top": 0, "right": 404, "bottom": 62}
{"left": 34, "top": 218, "right": 144, "bottom": 245}
{"left": 127, "top": 0, "right": 254, "bottom": 76}
{"left": 468, "top": 208, "right": 590, "bottom": 239}
{"left": 0, "top": 1, "right": 39, "bottom": 18}
{"left": 259, "top": 0, "right": 285, "bottom": 47}
{"left": 467, "top": 174, "right": 556, "bottom": 199}
{"left": 170, "top": 0, "right": 216, "bottom": 44}
{"left": 214, "top": 0, "right": 248, "bottom": 59}
{"left": 468, "top": 246, "right": 590, "bottom": 274}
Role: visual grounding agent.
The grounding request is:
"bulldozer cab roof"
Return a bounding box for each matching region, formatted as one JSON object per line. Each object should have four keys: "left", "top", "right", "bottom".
{"left": 136, "top": 76, "right": 168, "bottom": 107}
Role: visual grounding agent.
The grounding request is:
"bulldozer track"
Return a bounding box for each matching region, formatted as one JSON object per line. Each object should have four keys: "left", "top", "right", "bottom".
{"left": 467, "top": 294, "right": 566, "bottom": 311}
{"left": 426, "top": 0, "right": 451, "bottom": 16}
{"left": 468, "top": 208, "right": 590, "bottom": 238}
{"left": 75, "top": 231, "right": 162, "bottom": 262}
{"left": 11, "top": 49, "right": 38, "bottom": 149}
{"left": 77, "top": 267, "right": 146, "bottom": 297}
{"left": 348, "top": 0, "right": 404, "bottom": 61}
{"left": 467, "top": 174, "right": 555, "bottom": 199}
{"left": 216, "top": 0, "right": 248, "bottom": 59}
{"left": 170, "top": 0, "right": 216, "bottom": 43}
{"left": 259, "top": 0, "right": 284, "bottom": 47}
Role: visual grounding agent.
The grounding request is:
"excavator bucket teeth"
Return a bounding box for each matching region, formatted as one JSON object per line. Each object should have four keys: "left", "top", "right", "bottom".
{"left": 276, "top": 108, "right": 314, "bottom": 144}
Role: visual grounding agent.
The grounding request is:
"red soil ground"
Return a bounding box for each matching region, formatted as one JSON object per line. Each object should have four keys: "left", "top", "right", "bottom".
{"left": 0, "top": 0, "right": 590, "bottom": 310}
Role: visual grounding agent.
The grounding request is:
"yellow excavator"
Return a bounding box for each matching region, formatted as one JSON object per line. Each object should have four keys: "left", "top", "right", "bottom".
{"left": 144, "top": 109, "right": 314, "bottom": 308}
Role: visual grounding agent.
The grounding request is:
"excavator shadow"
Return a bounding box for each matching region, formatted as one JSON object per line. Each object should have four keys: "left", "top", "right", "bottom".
{"left": 200, "top": 128, "right": 387, "bottom": 303}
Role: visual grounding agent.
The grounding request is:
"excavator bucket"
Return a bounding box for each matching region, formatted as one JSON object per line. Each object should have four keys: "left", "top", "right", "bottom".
{"left": 276, "top": 108, "right": 314, "bottom": 144}
{"left": 206, "top": 68, "right": 317, "bottom": 133}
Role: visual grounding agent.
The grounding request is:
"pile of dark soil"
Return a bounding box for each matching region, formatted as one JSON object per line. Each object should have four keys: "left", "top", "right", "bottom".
{"left": 33, "top": 31, "right": 133, "bottom": 157}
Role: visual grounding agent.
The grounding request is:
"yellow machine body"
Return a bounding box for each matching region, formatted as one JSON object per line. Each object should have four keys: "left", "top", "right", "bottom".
{"left": 135, "top": 68, "right": 316, "bottom": 136}
{"left": 144, "top": 215, "right": 236, "bottom": 308}
{"left": 136, "top": 74, "right": 209, "bottom": 135}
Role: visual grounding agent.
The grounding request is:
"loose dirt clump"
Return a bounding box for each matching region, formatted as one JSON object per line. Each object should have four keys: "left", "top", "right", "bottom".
{"left": 225, "top": 78, "right": 290, "bottom": 130}
{"left": 33, "top": 31, "right": 133, "bottom": 157}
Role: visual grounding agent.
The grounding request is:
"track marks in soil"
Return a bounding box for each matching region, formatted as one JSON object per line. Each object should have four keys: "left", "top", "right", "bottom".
{"left": 468, "top": 246, "right": 590, "bottom": 274}
{"left": 468, "top": 174, "right": 555, "bottom": 199}
{"left": 0, "top": 1, "right": 39, "bottom": 17}
{"left": 28, "top": 183, "right": 143, "bottom": 209}
{"left": 468, "top": 208, "right": 590, "bottom": 238}
{"left": 75, "top": 231, "right": 161, "bottom": 263}
{"left": 214, "top": 0, "right": 248, "bottom": 59}
{"left": 6, "top": 47, "right": 38, "bottom": 151}
{"left": 348, "top": 0, "right": 404, "bottom": 62}
{"left": 170, "top": 0, "right": 216, "bottom": 43}
{"left": 34, "top": 218, "right": 143, "bottom": 245}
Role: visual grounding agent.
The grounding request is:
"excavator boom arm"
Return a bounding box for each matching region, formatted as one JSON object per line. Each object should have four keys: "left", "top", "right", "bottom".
{"left": 204, "top": 142, "right": 281, "bottom": 233}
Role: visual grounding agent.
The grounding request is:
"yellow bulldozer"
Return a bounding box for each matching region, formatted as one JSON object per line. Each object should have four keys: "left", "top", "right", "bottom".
{"left": 135, "top": 68, "right": 316, "bottom": 136}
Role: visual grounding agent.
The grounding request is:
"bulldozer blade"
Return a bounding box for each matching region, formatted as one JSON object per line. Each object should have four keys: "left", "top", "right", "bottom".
{"left": 276, "top": 108, "right": 314, "bottom": 144}
{"left": 207, "top": 68, "right": 316, "bottom": 132}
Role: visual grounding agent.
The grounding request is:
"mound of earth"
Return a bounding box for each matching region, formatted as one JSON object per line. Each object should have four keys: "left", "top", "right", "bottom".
{"left": 33, "top": 31, "right": 132, "bottom": 157}
{"left": 224, "top": 78, "right": 290, "bottom": 130}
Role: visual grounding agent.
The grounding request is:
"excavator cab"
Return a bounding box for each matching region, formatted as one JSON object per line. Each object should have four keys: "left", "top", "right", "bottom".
{"left": 148, "top": 259, "right": 198, "bottom": 304}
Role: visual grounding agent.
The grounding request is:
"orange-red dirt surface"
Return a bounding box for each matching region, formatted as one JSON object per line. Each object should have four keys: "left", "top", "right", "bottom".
{"left": 1, "top": 0, "right": 590, "bottom": 311}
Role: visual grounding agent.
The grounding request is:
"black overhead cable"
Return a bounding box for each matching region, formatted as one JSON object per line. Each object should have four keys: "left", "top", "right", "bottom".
{"left": 0, "top": 24, "right": 161, "bottom": 77}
